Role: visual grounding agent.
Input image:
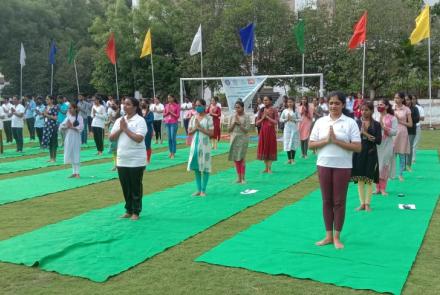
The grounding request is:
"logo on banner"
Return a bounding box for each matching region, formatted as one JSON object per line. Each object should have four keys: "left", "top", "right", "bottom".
{"left": 247, "top": 79, "right": 255, "bottom": 85}
{"left": 225, "top": 80, "right": 231, "bottom": 86}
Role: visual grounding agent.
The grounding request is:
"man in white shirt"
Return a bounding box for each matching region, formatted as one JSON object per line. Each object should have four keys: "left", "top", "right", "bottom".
{"left": 0, "top": 100, "right": 5, "bottom": 154}
{"left": 2, "top": 97, "right": 13, "bottom": 143}
{"left": 10, "top": 96, "right": 25, "bottom": 152}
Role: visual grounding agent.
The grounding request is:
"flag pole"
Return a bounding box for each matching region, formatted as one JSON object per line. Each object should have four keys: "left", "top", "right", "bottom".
{"left": 73, "top": 59, "right": 80, "bottom": 96}
{"left": 114, "top": 63, "right": 120, "bottom": 101}
{"left": 50, "top": 64, "right": 54, "bottom": 95}
{"left": 20, "top": 65, "right": 23, "bottom": 100}
{"left": 251, "top": 52, "right": 254, "bottom": 76}
{"left": 428, "top": 36, "right": 432, "bottom": 129}
{"left": 150, "top": 53, "right": 156, "bottom": 98}
{"left": 301, "top": 53, "right": 305, "bottom": 95}
{"left": 361, "top": 41, "right": 366, "bottom": 98}
{"left": 200, "top": 29, "right": 204, "bottom": 99}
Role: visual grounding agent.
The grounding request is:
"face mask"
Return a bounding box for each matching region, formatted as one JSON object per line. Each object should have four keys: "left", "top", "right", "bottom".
{"left": 195, "top": 106, "right": 205, "bottom": 113}
{"left": 377, "top": 106, "right": 385, "bottom": 113}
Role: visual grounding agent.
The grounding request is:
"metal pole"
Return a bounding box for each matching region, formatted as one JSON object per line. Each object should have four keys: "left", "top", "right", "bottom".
{"left": 74, "top": 59, "right": 80, "bottom": 96}
{"left": 251, "top": 52, "right": 254, "bottom": 76}
{"left": 50, "top": 64, "right": 53, "bottom": 95}
{"left": 362, "top": 41, "right": 366, "bottom": 98}
{"left": 200, "top": 26, "right": 204, "bottom": 99}
{"left": 301, "top": 53, "right": 305, "bottom": 95}
{"left": 151, "top": 53, "right": 156, "bottom": 98}
{"left": 20, "top": 65, "right": 23, "bottom": 99}
{"left": 428, "top": 36, "right": 432, "bottom": 129}
{"left": 114, "top": 63, "right": 120, "bottom": 100}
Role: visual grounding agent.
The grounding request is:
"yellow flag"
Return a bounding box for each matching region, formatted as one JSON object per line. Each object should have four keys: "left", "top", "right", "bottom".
{"left": 140, "top": 29, "right": 152, "bottom": 58}
{"left": 409, "top": 5, "right": 430, "bottom": 45}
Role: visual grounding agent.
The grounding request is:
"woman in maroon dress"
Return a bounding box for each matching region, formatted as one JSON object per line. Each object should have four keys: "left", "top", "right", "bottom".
{"left": 208, "top": 96, "right": 221, "bottom": 150}
{"left": 256, "top": 96, "right": 278, "bottom": 173}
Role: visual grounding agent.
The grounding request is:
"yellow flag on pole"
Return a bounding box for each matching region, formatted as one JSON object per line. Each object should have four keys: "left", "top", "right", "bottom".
{"left": 140, "top": 29, "right": 152, "bottom": 58}
{"left": 409, "top": 5, "right": 430, "bottom": 45}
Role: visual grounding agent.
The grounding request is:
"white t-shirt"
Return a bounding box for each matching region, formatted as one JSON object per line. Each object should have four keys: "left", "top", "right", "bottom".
{"left": 415, "top": 104, "right": 424, "bottom": 127}
{"left": 111, "top": 114, "right": 147, "bottom": 167}
{"left": 91, "top": 105, "right": 107, "bottom": 128}
{"left": 310, "top": 114, "right": 361, "bottom": 168}
{"left": 181, "top": 102, "right": 193, "bottom": 119}
{"left": 11, "top": 104, "right": 25, "bottom": 128}
{"left": 150, "top": 103, "right": 164, "bottom": 120}
{"left": 2, "top": 103, "right": 12, "bottom": 122}
{"left": 0, "top": 106, "right": 5, "bottom": 129}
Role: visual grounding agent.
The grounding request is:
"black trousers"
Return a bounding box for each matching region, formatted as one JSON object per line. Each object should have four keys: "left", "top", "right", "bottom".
{"left": 35, "top": 127, "right": 44, "bottom": 147}
{"left": 0, "top": 130, "right": 3, "bottom": 154}
{"left": 26, "top": 117, "right": 35, "bottom": 139}
{"left": 183, "top": 118, "right": 190, "bottom": 135}
{"left": 117, "top": 166, "right": 145, "bottom": 215}
{"left": 92, "top": 126, "right": 104, "bottom": 152}
{"left": 153, "top": 120, "right": 162, "bottom": 141}
{"left": 3, "top": 121, "right": 12, "bottom": 142}
{"left": 12, "top": 127, "right": 23, "bottom": 152}
{"left": 49, "top": 130, "right": 58, "bottom": 159}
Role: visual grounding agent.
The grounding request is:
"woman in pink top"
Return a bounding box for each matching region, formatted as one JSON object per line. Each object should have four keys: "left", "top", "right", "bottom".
{"left": 393, "top": 92, "right": 412, "bottom": 181}
{"left": 298, "top": 96, "right": 314, "bottom": 158}
{"left": 163, "top": 94, "right": 181, "bottom": 159}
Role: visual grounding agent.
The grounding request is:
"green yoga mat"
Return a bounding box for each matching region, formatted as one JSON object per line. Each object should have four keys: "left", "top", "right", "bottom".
{"left": 0, "top": 142, "right": 237, "bottom": 205}
{"left": 196, "top": 150, "right": 440, "bottom": 295}
{"left": 0, "top": 141, "right": 176, "bottom": 174}
{"left": 0, "top": 152, "right": 316, "bottom": 282}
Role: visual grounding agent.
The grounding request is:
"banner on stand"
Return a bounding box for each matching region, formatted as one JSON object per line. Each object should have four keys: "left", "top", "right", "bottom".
{"left": 221, "top": 76, "right": 268, "bottom": 111}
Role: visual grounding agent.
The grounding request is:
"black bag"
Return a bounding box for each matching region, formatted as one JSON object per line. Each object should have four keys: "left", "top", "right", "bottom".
{"left": 73, "top": 114, "right": 80, "bottom": 127}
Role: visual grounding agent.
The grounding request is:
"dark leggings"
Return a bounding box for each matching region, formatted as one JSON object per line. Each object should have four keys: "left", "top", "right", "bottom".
{"left": 49, "top": 131, "right": 58, "bottom": 160}
{"left": 317, "top": 166, "right": 351, "bottom": 232}
{"left": 301, "top": 140, "right": 308, "bottom": 156}
{"left": 286, "top": 150, "right": 296, "bottom": 160}
{"left": 117, "top": 166, "right": 145, "bottom": 215}
{"left": 153, "top": 120, "right": 162, "bottom": 141}
{"left": 92, "top": 126, "right": 104, "bottom": 152}
{"left": 183, "top": 118, "right": 190, "bottom": 135}
{"left": 36, "top": 127, "right": 43, "bottom": 147}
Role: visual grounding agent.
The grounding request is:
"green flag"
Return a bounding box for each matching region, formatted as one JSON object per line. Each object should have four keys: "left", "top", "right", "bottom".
{"left": 67, "top": 42, "right": 76, "bottom": 64}
{"left": 293, "top": 19, "right": 305, "bottom": 54}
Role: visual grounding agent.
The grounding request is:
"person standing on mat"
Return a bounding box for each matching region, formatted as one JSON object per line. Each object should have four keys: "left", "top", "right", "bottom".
{"left": 228, "top": 100, "right": 251, "bottom": 184}
{"left": 164, "top": 94, "right": 180, "bottom": 159}
{"left": 42, "top": 96, "right": 59, "bottom": 162}
{"left": 298, "top": 96, "right": 314, "bottom": 158}
{"left": 110, "top": 97, "right": 147, "bottom": 221}
{"left": 150, "top": 96, "right": 164, "bottom": 144}
{"left": 352, "top": 102, "right": 382, "bottom": 212}
{"left": 141, "top": 99, "right": 154, "bottom": 164}
{"left": 10, "top": 96, "right": 26, "bottom": 152}
{"left": 404, "top": 95, "right": 419, "bottom": 172}
{"left": 256, "top": 96, "right": 278, "bottom": 173}
{"left": 373, "top": 99, "right": 397, "bottom": 196}
{"left": 279, "top": 97, "right": 301, "bottom": 164}
{"left": 59, "top": 103, "right": 83, "bottom": 178}
{"left": 91, "top": 96, "right": 107, "bottom": 156}
{"left": 393, "top": 92, "right": 412, "bottom": 182}
{"left": 188, "top": 98, "right": 214, "bottom": 197}
{"left": 208, "top": 96, "right": 222, "bottom": 150}
{"left": 309, "top": 91, "right": 361, "bottom": 249}
{"left": 34, "top": 96, "right": 46, "bottom": 149}
{"left": 0, "top": 101, "right": 5, "bottom": 154}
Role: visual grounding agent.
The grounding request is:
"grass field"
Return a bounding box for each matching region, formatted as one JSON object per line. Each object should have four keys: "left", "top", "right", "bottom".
{"left": 0, "top": 130, "right": 438, "bottom": 295}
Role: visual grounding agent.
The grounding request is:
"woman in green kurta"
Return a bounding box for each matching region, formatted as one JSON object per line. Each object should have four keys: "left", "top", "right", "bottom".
{"left": 187, "top": 99, "right": 214, "bottom": 197}
{"left": 228, "top": 100, "right": 251, "bottom": 184}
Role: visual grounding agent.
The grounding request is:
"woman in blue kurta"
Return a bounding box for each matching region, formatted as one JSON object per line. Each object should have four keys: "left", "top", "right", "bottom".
{"left": 142, "top": 99, "right": 154, "bottom": 164}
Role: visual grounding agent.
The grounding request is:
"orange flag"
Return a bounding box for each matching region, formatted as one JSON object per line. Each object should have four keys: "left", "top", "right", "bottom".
{"left": 106, "top": 32, "right": 116, "bottom": 64}
{"left": 348, "top": 11, "right": 367, "bottom": 49}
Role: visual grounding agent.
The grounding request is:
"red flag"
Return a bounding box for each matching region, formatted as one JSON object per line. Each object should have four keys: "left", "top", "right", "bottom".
{"left": 106, "top": 32, "right": 116, "bottom": 64}
{"left": 348, "top": 11, "right": 367, "bottom": 49}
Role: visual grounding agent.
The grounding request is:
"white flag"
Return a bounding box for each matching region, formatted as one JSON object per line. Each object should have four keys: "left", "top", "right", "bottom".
{"left": 20, "top": 43, "right": 26, "bottom": 67}
{"left": 190, "top": 25, "right": 202, "bottom": 56}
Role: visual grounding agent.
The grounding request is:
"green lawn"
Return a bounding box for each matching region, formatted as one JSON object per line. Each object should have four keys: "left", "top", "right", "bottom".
{"left": 0, "top": 130, "right": 438, "bottom": 295}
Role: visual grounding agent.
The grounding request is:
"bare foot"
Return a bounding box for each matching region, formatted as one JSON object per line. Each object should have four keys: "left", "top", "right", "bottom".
{"left": 315, "top": 237, "right": 333, "bottom": 246}
{"left": 381, "top": 191, "right": 388, "bottom": 196}
{"left": 68, "top": 174, "right": 75, "bottom": 178}
{"left": 120, "top": 213, "right": 132, "bottom": 218}
{"left": 240, "top": 180, "right": 246, "bottom": 184}
{"left": 199, "top": 192, "right": 206, "bottom": 197}
{"left": 192, "top": 192, "right": 201, "bottom": 196}
{"left": 267, "top": 170, "right": 273, "bottom": 174}
{"left": 130, "top": 214, "right": 139, "bottom": 221}
{"left": 356, "top": 204, "right": 365, "bottom": 211}
{"left": 262, "top": 169, "right": 268, "bottom": 173}
{"left": 334, "top": 239, "right": 344, "bottom": 249}
{"left": 74, "top": 174, "right": 80, "bottom": 178}
{"left": 399, "top": 176, "right": 404, "bottom": 182}
{"left": 373, "top": 190, "right": 380, "bottom": 195}
{"left": 365, "top": 204, "right": 372, "bottom": 212}
{"left": 236, "top": 179, "right": 241, "bottom": 183}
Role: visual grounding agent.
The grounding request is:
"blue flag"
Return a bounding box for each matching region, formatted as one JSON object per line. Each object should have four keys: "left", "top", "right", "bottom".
{"left": 239, "top": 23, "right": 255, "bottom": 55}
{"left": 49, "top": 40, "right": 57, "bottom": 65}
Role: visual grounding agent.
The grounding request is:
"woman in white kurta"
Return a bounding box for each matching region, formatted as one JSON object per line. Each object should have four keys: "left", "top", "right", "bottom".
{"left": 279, "top": 97, "right": 301, "bottom": 164}
{"left": 187, "top": 99, "right": 214, "bottom": 197}
{"left": 60, "top": 103, "right": 84, "bottom": 178}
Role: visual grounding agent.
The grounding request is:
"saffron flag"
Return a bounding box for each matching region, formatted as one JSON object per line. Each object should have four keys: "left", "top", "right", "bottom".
{"left": 190, "top": 25, "right": 202, "bottom": 56}
{"left": 106, "top": 33, "right": 117, "bottom": 65}
{"left": 67, "top": 41, "right": 76, "bottom": 64}
{"left": 348, "top": 11, "right": 367, "bottom": 49}
{"left": 49, "top": 40, "right": 57, "bottom": 64}
{"left": 140, "top": 29, "right": 152, "bottom": 58}
{"left": 20, "top": 43, "right": 26, "bottom": 67}
{"left": 239, "top": 23, "right": 255, "bottom": 55}
{"left": 409, "top": 5, "right": 430, "bottom": 45}
{"left": 293, "top": 19, "right": 305, "bottom": 54}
